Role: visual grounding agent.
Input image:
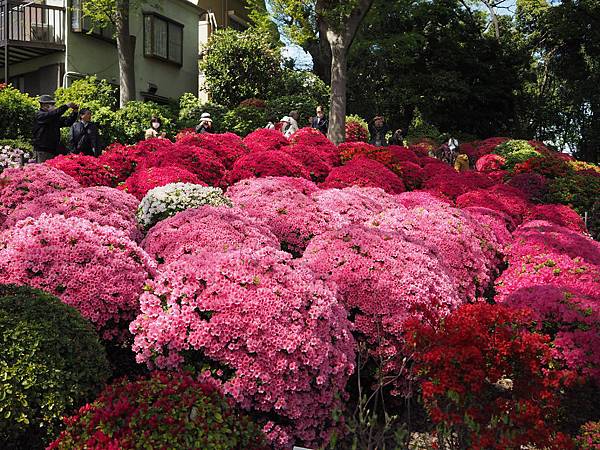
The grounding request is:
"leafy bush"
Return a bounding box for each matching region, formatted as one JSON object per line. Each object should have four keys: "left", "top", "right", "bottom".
{"left": 406, "top": 302, "right": 575, "bottom": 450}
{"left": 345, "top": 114, "right": 370, "bottom": 142}
{"left": 0, "top": 84, "right": 37, "bottom": 140}
{"left": 103, "top": 101, "right": 175, "bottom": 145}
{"left": 221, "top": 105, "right": 267, "bottom": 136}
{"left": 48, "top": 372, "right": 267, "bottom": 450}
{"left": 178, "top": 94, "right": 227, "bottom": 132}
{"left": 136, "top": 183, "right": 232, "bottom": 230}
{"left": 266, "top": 95, "right": 319, "bottom": 128}
{"left": 0, "top": 284, "right": 110, "bottom": 449}
{"left": 493, "top": 139, "right": 542, "bottom": 170}
{"left": 201, "top": 29, "right": 283, "bottom": 108}
{"left": 54, "top": 76, "right": 118, "bottom": 112}
{"left": 546, "top": 172, "right": 600, "bottom": 216}
{"left": 280, "top": 69, "right": 330, "bottom": 107}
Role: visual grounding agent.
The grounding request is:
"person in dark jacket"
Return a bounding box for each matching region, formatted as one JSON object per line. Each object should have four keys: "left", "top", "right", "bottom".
{"left": 68, "top": 108, "right": 100, "bottom": 156}
{"left": 195, "top": 112, "right": 214, "bottom": 134}
{"left": 369, "top": 115, "right": 389, "bottom": 147}
{"left": 311, "top": 106, "right": 328, "bottom": 135}
{"left": 33, "top": 95, "right": 79, "bottom": 163}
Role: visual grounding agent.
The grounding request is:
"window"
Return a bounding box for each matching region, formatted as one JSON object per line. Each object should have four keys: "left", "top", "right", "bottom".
{"left": 71, "top": 0, "right": 115, "bottom": 42}
{"left": 144, "top": 14, "right": 183, "bottom": 65}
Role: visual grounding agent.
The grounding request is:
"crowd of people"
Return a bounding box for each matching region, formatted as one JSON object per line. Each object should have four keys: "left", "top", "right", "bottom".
{"left": 31, "top": 94, "right": 469, "bottom": 171}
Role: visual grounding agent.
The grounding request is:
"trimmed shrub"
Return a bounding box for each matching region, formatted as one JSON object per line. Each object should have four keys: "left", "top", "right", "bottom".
{"left": 221, "top": 105, "right": 267, "bottom": 136}
{"left": 243, "top": 128, "right": 289, "bottom": 153}
{"left": 46, "top": 154, "right": 116, "bottom": 187}
{"left": 0, "top": 214, "right": 156, "bottom": 341}
{"left": 0, "top": 84, "right": 37, "bottom": 140}
{"left": 546, "top": 172, "right": 600, "bottom": 216}
{"left": 222, "top": 150, "right": 310, "bottom": 186}
{"left": 121, "top": 165, "right": 205, "bottom": 201}
{"left": 345, "top": 115, "right": 370, "bottom": 142}
{"left": 136, "top": 183, "right": 232, "bottom": 230}
{"left": 322, "top": 156, "right": 405, "bottom": 194}
{"left": 48, "top": 372, "right": 267, "bottom": 450}
{"left": 0, "top": 284, "right": 110, "bottom": 449}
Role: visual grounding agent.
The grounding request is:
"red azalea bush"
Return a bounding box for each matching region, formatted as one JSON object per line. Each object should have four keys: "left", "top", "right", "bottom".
{"left": 121, "top": 165, "right": 205, "bottom": 200}
{"left": 506, "top": 172, "right": 549, "bottom": 201}
{"left": 421, "top": 160, "right": 457, "bottom": 181}
{"left": 222, "top": 151, "right": 310, "bottom": 186}
{"left": 176, "top": 132, "right": 250, "bottom": 170}
{"left": 408, "top": 140, "right": 435, "bottom": 157}
{"left": 282, "top": 143, "right": 334, "bottom": 182}
{"left": 2, "top": 186, "right": 142, "bottom": 242}
{"left": 288, "top": 128, "right": 339, "bottom": 165}
{"left": 456, "top": 184, "right": 531, "bottom": 224}
{"left": 301, "top": 225, "right": 461, "bottom": 381}
{"left": 0, "top": 164, "right": 80, "bottom": 225}
{"left": 46, "top": 154, "right": 115, "bottom": 187}
{"left": 388, "top": 145, "right": 419, "bottom": 164}
{"left": 0, "top": 214, "right": 155, "bottom": 341}
{"left": 476, "top": 154, "right": 506, "bottom": 173}
{"left": 174, "top": 127, "right": 195, "bottom": 140}
{"left": 406, "top": 303, "right": 575, "bottom": 450}
{"left": 243, "top": 129, "right": 289, "bottom": 153}
{"left": 424, "top": 171, "right": 495, "bottom": 201}
{"left": 366, "top": 203, "right": 502, "bottom": 301}
{"left": 338, "top": 142, "right": 392, "bottom": 166}
{"left": 130, "top": 247, "right": 355, "bottom": 448}
{"left": 142, "top": 206, "right": 280, "bottom": 266}
{"left": 144, "top": 143, "right": 225, "bottom": 185}
{"left": 525, "top": 204, "right": 586, "bottom": 233}
{"left": 393, "top": 161, "right": 425, "bottom": 190}
{"left": 474, "top": 136, "right": 510, "bottom": 156}
{"left": 322, "top": 156, "right": 406, "bottom": 194}
{"left": 98, "top": 143, "right": 135, "bottom": 182}
{"left": 48, "top": 372, "right": 268, "bottom": 450}
{"left": 513, "top": 154, "right": 572, "bottom": 179}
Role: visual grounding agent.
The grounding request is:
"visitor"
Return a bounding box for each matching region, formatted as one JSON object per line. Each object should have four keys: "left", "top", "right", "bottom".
{"left": 145, "top": 116, "right": 166, "bottom": 140}
{"left": 311, "top": 106, "right": 329, "bottom": 135}
{"left": 280, "top": 116, "right": 292, "bottom": 135}
{"left": 389, "top": 128, "right": 405, "bottom": 146}
{"left": 454, "top": 152, "right": 470, "bottom": 172}
{"left": 285, "top": 111, "right": 300, "bottom": 137}
{"left": 32, "top": 95, "right": 79, "bottom": 163}
{"left": 265, "top": 115, "right": 277, "bottom": 130}
{"left": 369, "top": 115, "right": 389, "bottom": 147}
{"left": 68, "top": 108, "right": 100, "bottom": 157}
{"left": 195, "top": 112, "right": 213, "bottom": 134}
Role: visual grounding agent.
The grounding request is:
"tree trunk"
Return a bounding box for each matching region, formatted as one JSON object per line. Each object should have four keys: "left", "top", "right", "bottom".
{"left": 116, "top": 0, "right": 135, "bottom": 107}
{"left": 306, "top": 36, "right": 332, "bottom": 85}
{"left": 327, "top": 33, "right": 348, "bottom": 145}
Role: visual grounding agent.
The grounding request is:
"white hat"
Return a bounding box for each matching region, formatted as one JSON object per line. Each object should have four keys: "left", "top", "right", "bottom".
{"left": 281, "top": 116, "right": 291, "bottom": 123}
{"left": 200, "top": 112, "right": 211, "bottom": 119}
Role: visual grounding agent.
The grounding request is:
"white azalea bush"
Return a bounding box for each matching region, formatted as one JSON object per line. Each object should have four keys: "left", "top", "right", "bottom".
{"left": 0, "top": 144, "right": 34, "bottom": 172}
{"left": 136, "top": 183, "right": 232, "bottom": 230}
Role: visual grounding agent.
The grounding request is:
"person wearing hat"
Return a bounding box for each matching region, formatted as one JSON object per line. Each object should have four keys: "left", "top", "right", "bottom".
{"left": 280, "top": 116, "right": 292, "bottom": 136}
{"left": 369, "top": 115, "right": 389, "bottom": 147}
{"left": 285, "top": 111, "right": 300, "bottom": 138}
{"left": 32, "top": 95, "right": 79, "bottom": 163}
{"left": 195, "top": 112, "right": 214, "bottom": 134}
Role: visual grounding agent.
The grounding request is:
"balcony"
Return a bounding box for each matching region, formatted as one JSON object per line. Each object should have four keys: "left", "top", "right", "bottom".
{"left": 0, "top": 1, "right": 65, "bottom": 70}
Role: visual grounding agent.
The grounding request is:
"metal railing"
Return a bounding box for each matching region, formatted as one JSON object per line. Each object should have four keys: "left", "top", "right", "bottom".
{"left": 0, "top": 1, "right": 65, "bottom": 46}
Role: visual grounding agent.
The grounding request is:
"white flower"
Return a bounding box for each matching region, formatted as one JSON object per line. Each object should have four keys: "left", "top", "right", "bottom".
{"left": 136, "top": 183, "right": 233, "bottom": 230}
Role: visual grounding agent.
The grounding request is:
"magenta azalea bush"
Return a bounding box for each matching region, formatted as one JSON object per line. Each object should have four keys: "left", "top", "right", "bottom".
{"left": 322, "top": 156, "right": 406, "bottom": 194}
{"left": 301, "top": 225, "right": 462, "bottom": 381}
{"left": 121, "top": 165, "right": 205, "bottom": 200}
{"left": 177, "top": 132, "right": 250, "bottom": 169}
{"left": 0, "top": 214, "right": 155, "bottom": 341}
{"left": 2, "top": 186, "right": 142, "bottom": 242}
{"left": 130, "top": 247, "right": 355, "bottom": 448}
{"left": 243, "top": 129, "right": 289, "bottom": 153}
{"left": 0, "top": 164, "right": 80, "bottom": 225}
{"left": 223, "top": 151, "right": 310, "bottom": 186}
{"left": 142, "top": 206, "right": 280, "bottom": 266}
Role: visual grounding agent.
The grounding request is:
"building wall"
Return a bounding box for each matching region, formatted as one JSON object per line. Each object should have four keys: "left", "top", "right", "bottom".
{"left": 9, "top": 0, "right": 202, "bottom": 101}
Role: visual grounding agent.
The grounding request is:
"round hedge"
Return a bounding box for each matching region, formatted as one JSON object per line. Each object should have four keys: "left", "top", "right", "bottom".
{"left": 0, "top": 284, "right": 110, "bottom": 449}
{"left": 48, "top": 371, "right": 268, "bottom": 450}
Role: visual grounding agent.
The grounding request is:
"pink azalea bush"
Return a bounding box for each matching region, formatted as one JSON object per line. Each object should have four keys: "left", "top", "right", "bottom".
{"left": 322, "top": 156, "right": 406, "bottom": 194}
{"left": 243, "top": 129, "right": 289, "bottom": 153}
{"left": 144, "top": 143, "right": 225, "bottom": 186}
{"left": 2, "top": 186, "right": 142, "bottom": 242}
{"left": 495, "top": 220, "right": 600, "bottom": 380}
{"left": 222, "top": 151, "right": 310, "bottom": 186}
{"left": 0, "top": 164, "right": 80, "bottom": 226}
{"left": 395, "top": 190, "right": 452, "bottom": 209}
{"left": 46, "top": 154, "right": 115, "bottom": 187}
{"left": 0, "top": 214, "right": 155, "bottom": 341}
{"left": 177, "top": 132, "right": 250, "bottom": 169}
{"left": 142, "top": 206, "right": 280, "bottom": 266}
{"left": 121, "top": 165, "right": 205, "bottom": 200}
{"left": 366, "top": 204, "right": 501, "bottom": 301}
{"left": 301, "top": 225, "right": 462, "bottom": 380}
{"left": 130, "top": 247, "right": 356, "bottom": 448}
{"left": 462, "top": 206, "right": 514, "bottom": 245}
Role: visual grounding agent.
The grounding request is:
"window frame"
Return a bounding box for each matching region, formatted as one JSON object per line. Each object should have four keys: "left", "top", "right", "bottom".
{"left": 71, "top": 0, "right": 116, "bottom": 44}
{"left": 143, "top": 13, "right": 184, "bottom": 67}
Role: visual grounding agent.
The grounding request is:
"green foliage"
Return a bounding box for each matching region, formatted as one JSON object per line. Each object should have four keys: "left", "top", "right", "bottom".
{"left": 0, "top": 139, "right": 33, "bottom": 152}
{"left": 100, "top": 101, "right": 175, "bottom": 145}
{"left": 266, "top": 95, "right": 319, "bottom": 128}
{"left": 493, "top": 140, "right": 541, "bottom": 170}
{"left": 0, "top": 284, "right": 110, "bottom": 450}
{"left": 178, "top": 94, "right": 227, "bottom": 132}
{"left": 407, "top": 108, "right": 442, "bottom": 143}
{"left": 200, "top": 29, "right": 283, "bottom": 108}
{"left": 280, "top": 69, "right": 330, "bottom": 107}
{"left": 221, "top": 106, "right": 267, "bottom": 137}
{"left": 0, "top": 85, "right": 37, "bottom": 140}
{"left": 54, "top": 76, "right": 118, "bottom": 112}
{"left": 546, "top": 172, "right": 600, "bottom": 217}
